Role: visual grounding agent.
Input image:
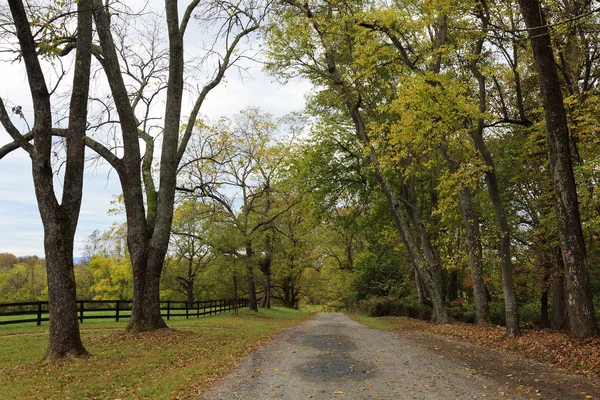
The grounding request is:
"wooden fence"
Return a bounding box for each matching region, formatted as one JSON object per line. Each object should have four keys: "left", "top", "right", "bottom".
{"left": 0, "top": 298, "right": 249, "bottom": 326}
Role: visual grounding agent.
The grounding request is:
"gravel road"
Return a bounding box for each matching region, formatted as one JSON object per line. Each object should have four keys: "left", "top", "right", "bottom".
{"left": 203, "top": 312, "right": 598, "bottom": 399}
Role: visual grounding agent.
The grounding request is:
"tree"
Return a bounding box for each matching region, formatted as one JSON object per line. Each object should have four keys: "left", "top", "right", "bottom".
{"left": 88, "top": 255, "right": 133, "bottom": 300}
{"left": 518, "top": 0, "right": 598, "bottom": 337}
{"left": 0, "top": 257, "right": 47, "bottom": 301}
{"left": 82, "top": 0, "right": 268, "bottom": 331}
{"left": 179, "top": 108, "right": 298, "bottom": 311}
{"left": 0, "top": 0, "right": 93, "bottom": 358}
{"left": 0, "top": 253, "right": 18, "bottom": 269}
{"left": 267, "top": 0, "right": 453, "bottom": 322}
{"left": 169, "top": 201, "right": 215, "bottom": 304}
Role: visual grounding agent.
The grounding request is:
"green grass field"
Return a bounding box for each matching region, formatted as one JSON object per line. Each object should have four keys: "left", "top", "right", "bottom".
{"left": 0, "top": 307, "right": 314, "bottom": 399}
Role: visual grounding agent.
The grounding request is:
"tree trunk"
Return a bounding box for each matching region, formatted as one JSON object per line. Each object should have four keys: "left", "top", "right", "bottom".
{"left": 245, "top": 244, "right": 258, "bottom": 311}
{"left": 467, "top": 4, "right": 520, "bottom": 335}
{"left": 403, "top": 181, "right": 444, "bottom": 303}
{"left": 3, "top": 0, "right": 93, "bottom": 359}
{"left": 261, "top": 275, "right": 271, "bottom": 309}
{"left": 43, "top": 223, "right": 87, "bottom": 359}
{"left": 519, "top": 0, "right": 598, "bottom": 338}
{"left": 127, "top": 254, "right": 167, "bottom": 332}
{"left": 457, "top": 187, "right": 491, "bottom": 324}
{"left": 470, "top": 131, "right": 520, "bottom": 336}
{"left": 414, "top": 268, "right": 430, "bottom": 305}
{"left": 447, "top": 269, "right": 458, "bottom": 303}
{"left": 551, "top": 275, "right": 569, "bottom": 330}
{"left": 441, "top": 145, "right": 491, "bottom": 324}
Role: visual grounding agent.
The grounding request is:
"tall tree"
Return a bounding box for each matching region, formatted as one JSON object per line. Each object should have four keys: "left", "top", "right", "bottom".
{"left": 0, "top": 0, "right": 93, "bottom": 358}
{"left": 267, "top": 0, "right": 450, "bottom": 323}
{"left": 170, "top": 201, "right": 215, "bottom": 304}
{"left": 81, "top": 0, "right": 267, "bottom": 331}
{"left": 178, "top": 108, "right": 298, "bottom": 311}
{"left": 518, "top": 0, "right": 598, "bottom": 337}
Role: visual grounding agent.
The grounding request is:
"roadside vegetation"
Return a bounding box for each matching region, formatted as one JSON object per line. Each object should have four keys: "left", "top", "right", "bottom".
{"left": 354, "top": 314, "right": 600, "bottom": 378}
{"left": 0, "top": 308, "right": 312, "bottom": 399}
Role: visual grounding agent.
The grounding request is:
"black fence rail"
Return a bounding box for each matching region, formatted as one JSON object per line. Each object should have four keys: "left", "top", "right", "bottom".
{"left": 0, "top": 298, "right": 249, "bottom": 326}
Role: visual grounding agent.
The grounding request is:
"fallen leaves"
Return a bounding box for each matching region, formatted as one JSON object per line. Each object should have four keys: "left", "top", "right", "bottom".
{"left": 389, "top": 318, "right": 600, "bottom": 377}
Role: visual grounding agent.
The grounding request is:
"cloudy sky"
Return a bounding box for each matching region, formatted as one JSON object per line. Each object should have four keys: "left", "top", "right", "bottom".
{"left": 0, "top": 6, "right": 310, "bottom": 257}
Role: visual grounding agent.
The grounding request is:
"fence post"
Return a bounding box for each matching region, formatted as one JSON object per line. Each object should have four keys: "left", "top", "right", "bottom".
{"left": 197, "top": 301, "right": 200, "bottom": 318}
{"left": 167, "top": 300, "right": 171, "bottom": 320}
{"left": 185, "top": 301, "right": 189, "bottom": 319}
{"left": 79, "top": 300, "right": 84, "bottom": 323}
{"left": 37, "top": 301, "right": 42, "bottom": 326}
{"left": 116, "top": 301, "right": 120, "bottom": 322}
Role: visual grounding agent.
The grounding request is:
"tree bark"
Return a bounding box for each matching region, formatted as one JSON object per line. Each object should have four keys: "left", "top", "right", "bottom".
{"left": 43, "top": 227, "right": 87, "bottom": 359}
{"left": 466, "top": 0, "right": 520, "bottom": 336}
{"left": 260, "top": 256, "right": 272, "bottom": 309}
{"left": 440, "top": 143, "right": 491, "bottom": 324}
{"left": 403, "top": 181, "right": 444, "bottom": 304}
{"left": 551, "top": 275, "right": 569, "bottom": 330}
{"left": 457, "top": 187, "right": 492, "bottom": 324}
{"left": 4, "top": 0, "right": 93, "bottom": 359}
{"left": 519, "top": 0, "right": 598, "bottom": 338}
{"left": 246, "top": 244, "right": 258, "bottom": 311}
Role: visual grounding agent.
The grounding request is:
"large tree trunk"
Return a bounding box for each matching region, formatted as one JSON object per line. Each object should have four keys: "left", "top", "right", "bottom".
{"left": 43, "top": 227, "right": 87, "bottom": 359}
{"left": 4, "top": 0, "right": 93, "bottom": 359}
{"left": 93, "top": 0, "right": 170, "bottom": 332}
{"left": 261, "top": 274, "right": 272, "bottom": 309}
{"left": 128, "top": 253, "right": 167, "bottom": 331}
{"left": 551, "top": 275, "right": 569, "bottom": 330}
{"left": 519, "top": 0, "right": 598, "bottom": 338}
{"left": 414, "top": 268, "right": 430, "bottom": 305}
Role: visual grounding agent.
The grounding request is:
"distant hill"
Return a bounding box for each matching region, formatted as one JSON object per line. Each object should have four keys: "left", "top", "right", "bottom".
{"left": 74, "top": 257, "right": 89, "bottom": 264}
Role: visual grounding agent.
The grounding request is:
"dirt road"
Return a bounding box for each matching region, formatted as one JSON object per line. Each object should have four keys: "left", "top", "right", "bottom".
{"left": 203, "top": 313, "right": 599, "bottom": 399}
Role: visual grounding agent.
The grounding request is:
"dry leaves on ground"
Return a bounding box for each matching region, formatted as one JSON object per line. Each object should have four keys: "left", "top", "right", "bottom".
{"left": 390, "top": 318, "right": 600, "bottom": 376}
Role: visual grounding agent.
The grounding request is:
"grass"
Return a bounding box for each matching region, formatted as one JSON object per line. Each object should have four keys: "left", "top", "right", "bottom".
{"left": 0, "top": 307, "right": 313, "bottom": 399}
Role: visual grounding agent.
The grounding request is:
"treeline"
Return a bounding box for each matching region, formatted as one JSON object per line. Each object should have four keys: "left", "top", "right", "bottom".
{"left": 262, "top": 0, "right": 600, "bottom": 339}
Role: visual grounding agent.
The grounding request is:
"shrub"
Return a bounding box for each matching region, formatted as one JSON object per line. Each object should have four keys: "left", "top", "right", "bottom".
{"left": 358, "top": 296, "right": 432, "bottom": 320}
{"left": 447, "top": 303, "right": 476, "bottom": 323}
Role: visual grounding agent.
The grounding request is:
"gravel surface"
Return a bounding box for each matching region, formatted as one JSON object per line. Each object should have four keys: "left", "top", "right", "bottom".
{"left": 203, "top": 313, "right": 599, "bottom": 399}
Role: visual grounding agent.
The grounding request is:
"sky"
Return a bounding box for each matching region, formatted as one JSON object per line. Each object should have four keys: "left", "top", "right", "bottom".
{"left": 0, "top": 6, "right": 311, "bottom": 257}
